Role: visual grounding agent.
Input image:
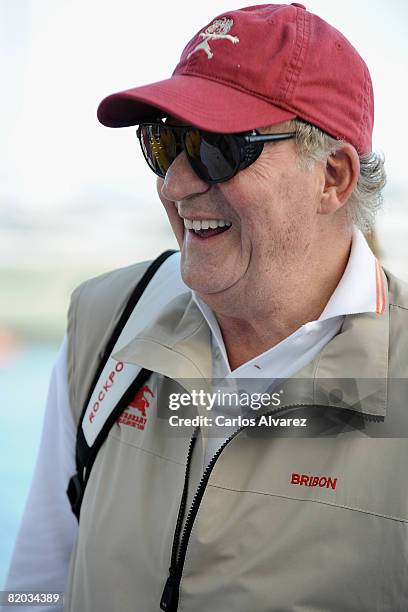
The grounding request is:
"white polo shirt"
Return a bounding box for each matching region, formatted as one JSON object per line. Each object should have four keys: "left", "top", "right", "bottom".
{"left": 193, "top": 226, "right": 383, "bottom": 465}
{"left": 5, "top": 227, "right": 385, "bottom": 606}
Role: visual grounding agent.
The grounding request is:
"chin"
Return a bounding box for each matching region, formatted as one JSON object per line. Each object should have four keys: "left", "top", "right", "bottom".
{"left": 180, "top": 269, "right": 211, "bottom": 295}
{"left": 180, "top": 267, "right": 211, "bottom": 295}
{"left": 179, "top": 262, "right": 234, "bottom": 299}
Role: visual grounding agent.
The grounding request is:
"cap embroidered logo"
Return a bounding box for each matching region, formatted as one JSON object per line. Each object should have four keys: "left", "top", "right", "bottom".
{"left": 187, "top": 17, "right": 240, "bottom": 60}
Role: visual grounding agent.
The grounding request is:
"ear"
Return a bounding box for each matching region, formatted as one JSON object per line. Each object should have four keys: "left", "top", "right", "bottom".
{"left": 318, "top": 143, "right": 360, "bottom": 215}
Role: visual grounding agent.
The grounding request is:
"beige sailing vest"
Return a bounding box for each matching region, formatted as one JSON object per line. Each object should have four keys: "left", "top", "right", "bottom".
{"left": 64, "top": 259, "right": 408, "bottom": 612}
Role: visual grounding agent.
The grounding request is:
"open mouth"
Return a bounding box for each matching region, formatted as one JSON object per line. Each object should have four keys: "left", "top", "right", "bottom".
{"left": 183, "top": 218, "right": 232, "bottom": 239}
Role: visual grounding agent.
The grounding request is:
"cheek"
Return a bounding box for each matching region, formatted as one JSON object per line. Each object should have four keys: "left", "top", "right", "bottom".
{"left": 156, "top": 178, "right": 184, "bottom": 245}
{"left": 156, "top": 178, "right": 168, "bottom": 210}
{"left": 219, "top": 170, "right": 283, "bottom": 235}
{"left": 225, "top": 167, "right": 318, "bottom": 256}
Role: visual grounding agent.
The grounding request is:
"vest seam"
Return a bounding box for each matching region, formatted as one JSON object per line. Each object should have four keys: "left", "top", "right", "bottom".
{"left": 389, "top": 303, "right": 408, "bottom": 311}
{"left": 312, "top": 345, "right": 325, "bottom": 376}
{"left": 122, "top": 336, "right": 210, "bottom": 379}
{"left": 137, "top": 318, "right": 207, "bottom": 350}
{"left": 68, "top": 279, "right": 90, "bottom": 425}
{"left": 208, "top": 483, "right": 408, "bottom": 524}
{"left": 176, "top": 318, "right": 208, "bottom": 346}
{"left": 309, "top": 340, "right": 323, "bottom": 396}
{"left": 109, "top": 432, "right": 186, "bottom": 466}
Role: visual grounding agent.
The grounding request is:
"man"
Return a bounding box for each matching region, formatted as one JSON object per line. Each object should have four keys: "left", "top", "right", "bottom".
{"left": 6, "top": 3, "right": 408, "bottom": 612}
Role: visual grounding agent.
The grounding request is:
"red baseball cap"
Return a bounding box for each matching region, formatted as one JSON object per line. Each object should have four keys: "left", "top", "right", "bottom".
{"left": 97, "top": 3, "right": 374, "bottom": 153}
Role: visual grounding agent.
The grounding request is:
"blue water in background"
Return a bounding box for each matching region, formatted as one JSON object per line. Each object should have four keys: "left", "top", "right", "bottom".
{"left": 0, "top": 343, "right": 59, "bottom": 589}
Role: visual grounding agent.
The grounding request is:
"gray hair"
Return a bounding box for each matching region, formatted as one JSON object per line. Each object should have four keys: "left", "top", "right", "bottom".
{"left": 289, "top": 119, "right": 386, "bottom": 233}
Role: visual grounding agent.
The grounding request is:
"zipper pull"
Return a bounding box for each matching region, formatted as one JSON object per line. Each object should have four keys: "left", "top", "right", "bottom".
{"left": 160, "top": 569, "right": 180, "bottom": 611}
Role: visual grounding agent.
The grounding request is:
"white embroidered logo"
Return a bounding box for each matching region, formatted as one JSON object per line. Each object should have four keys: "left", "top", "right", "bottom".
{"left": 187, "top": 17, "right": 240, "bottom": 60}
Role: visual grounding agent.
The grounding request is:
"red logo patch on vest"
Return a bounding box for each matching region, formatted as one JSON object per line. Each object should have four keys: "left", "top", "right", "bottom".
{"left": 290, "top": 472, "right": 338, "bottom": 490}
{"left": 117, "top": 385, "right": 154, "bottom": 431}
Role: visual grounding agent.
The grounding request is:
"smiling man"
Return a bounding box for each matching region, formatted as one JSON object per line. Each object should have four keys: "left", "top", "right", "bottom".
{"left": 156, "top": 118, "right": 359, "bottom": 369}
{"left": 6, "top": 3, "right": 408, "bottom": 612}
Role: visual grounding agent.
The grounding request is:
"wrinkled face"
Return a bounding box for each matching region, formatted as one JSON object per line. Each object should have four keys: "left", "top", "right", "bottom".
{"left": 156, "top": 121, "right": 326, "bottom": 302}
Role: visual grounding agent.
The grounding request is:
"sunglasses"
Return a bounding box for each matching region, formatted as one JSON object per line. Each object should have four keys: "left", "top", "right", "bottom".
{"left": 136, "top": 122, "right": 296, "bottom": 184}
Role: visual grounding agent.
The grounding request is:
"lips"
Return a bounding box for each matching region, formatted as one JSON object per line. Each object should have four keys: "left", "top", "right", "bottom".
{"left": 175, "top": 202, "right": 233, "bottom": 239}
{"left": 183, "top": 218, "right": 232, "bottom": 230}
{"left": 189, "top": 225, "right": 231, "bottom": 239}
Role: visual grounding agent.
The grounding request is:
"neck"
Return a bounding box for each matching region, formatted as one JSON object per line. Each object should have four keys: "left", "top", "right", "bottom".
{"left": 199, "top": 228, "right": 352, "bottom": 371}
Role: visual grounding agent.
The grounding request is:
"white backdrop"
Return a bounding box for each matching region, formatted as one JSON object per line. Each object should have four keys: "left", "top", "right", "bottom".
{"left": 0, "top": 0, "right": 407, "bottom": 274}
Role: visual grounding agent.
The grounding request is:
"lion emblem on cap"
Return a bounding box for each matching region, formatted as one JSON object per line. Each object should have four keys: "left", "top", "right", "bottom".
{"left": 187, "top": 17, "right": 240, "bottom": 60}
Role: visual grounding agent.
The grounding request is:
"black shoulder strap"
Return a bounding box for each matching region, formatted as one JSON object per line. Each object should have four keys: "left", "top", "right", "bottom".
{"left": 67, "top": 250, "right": 177, "bottom": 521}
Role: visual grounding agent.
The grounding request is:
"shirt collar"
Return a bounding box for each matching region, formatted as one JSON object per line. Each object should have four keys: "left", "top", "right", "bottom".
{"left": 319, "top": 226, "right": 383, "bottom": 320}
{"left": 192, "top": 226, "right": 384, "bottom": 375}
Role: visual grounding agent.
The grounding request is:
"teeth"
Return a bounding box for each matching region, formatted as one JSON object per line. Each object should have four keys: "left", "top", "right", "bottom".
{"left": 183, "top": 218, "right": 232, "bottom": 231}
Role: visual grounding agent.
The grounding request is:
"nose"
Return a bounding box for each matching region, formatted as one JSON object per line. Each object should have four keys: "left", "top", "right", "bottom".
{"left": 160, "top": 150, "right": 210, "bottom": 202}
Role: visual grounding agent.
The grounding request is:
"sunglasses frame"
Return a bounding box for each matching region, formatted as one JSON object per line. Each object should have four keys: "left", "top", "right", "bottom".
{"left": 136, "top": 122, "right": 296, "bottom": 185}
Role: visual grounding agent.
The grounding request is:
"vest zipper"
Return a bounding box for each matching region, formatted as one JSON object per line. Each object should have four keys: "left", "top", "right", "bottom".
{"left": 160, "top": 401, "right": 379, "bottom": 611}
{"left": 160, "top": 401, "right": 305, "bottom": 611}
{"left": 160, "top": 427, "right": 199, "bottom": 611}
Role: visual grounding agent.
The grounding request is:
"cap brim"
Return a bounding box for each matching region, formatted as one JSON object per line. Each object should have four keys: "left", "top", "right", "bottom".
{"left": 97, "top": 74, "right": 295, "bottom": 133}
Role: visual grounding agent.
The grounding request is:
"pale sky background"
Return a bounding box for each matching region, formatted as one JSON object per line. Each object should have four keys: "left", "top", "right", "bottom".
{"left": 1, "top": 0, "right": 408, "bottom": 275}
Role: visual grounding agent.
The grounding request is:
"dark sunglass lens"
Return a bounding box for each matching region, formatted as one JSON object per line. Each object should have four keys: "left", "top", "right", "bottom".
{"left": 184, "top": 130, "right": 240, "bottom": 182}
{"left": 139, "top": 124, "right": 179, "bottom": 177}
